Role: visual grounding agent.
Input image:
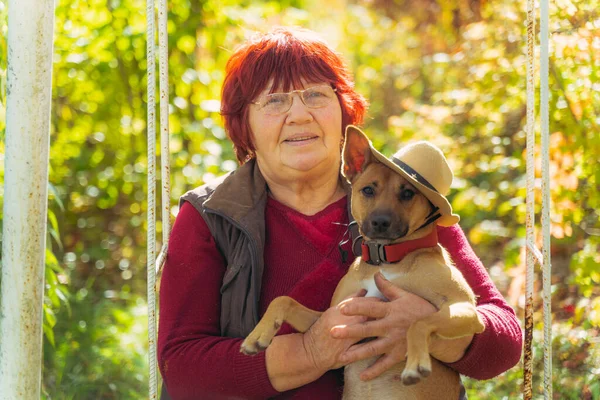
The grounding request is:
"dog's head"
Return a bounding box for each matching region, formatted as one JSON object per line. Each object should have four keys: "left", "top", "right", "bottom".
{"left": 342, "top": 127, "right": 438, "bottom": 243}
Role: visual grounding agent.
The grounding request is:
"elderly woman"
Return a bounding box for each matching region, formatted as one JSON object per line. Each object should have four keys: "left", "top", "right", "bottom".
{"left": 158, "top": 27, "right": 522, "bottom": 400}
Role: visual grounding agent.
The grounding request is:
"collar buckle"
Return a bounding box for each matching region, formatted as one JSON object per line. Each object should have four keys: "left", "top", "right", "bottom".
{"left": 365, "top": 241, "right": 387, "bottom": 265}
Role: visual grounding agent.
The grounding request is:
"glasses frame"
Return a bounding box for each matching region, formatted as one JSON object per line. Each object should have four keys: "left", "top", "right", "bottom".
{"left": 250, "top": 85, "right": 338, "bottom": 115}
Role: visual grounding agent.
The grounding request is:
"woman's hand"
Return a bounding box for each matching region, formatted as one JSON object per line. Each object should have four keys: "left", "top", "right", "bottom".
{"left": 329, "top": 272, "right": 438, "bottom": 381}
{"left": 302, "top": 290, "right": 368, "bottom": 373}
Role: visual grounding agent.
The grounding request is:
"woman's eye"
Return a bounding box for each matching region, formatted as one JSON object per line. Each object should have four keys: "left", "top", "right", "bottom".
{"left": 265, "top": 95, "right": 285, "bottom": 105}
{"left": 306, "top": 89, "right": 325, "bottom": 98}
{"left": 400, "top": 189, "right": 415, "bottom": 201}
{"left": 361, "top": 186, "right": 375, "bottom": 197}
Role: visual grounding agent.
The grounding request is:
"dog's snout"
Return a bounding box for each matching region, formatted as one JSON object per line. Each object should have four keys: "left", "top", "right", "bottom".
{"left": 362, "top": 211, "right": 407, "bottom": 240}
{"left": 370, "top": 214, "right": 391, "bottom": 233}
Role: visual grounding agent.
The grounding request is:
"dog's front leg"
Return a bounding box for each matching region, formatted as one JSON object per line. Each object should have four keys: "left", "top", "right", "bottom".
{"left": 240, "top": 296, "right": 323, "bottom": 355}
{"left": 401, "top": 301, "right": 485, "bottom": 385}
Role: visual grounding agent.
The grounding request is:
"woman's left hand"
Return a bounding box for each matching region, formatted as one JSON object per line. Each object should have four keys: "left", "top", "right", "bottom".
{"left": 329, "top": 272, "right": 439, "bottom": 381}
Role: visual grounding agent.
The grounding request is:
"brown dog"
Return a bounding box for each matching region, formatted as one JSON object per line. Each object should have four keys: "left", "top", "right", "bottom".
{"left": 241, "top": 126, "right": 485, "bottom": 399}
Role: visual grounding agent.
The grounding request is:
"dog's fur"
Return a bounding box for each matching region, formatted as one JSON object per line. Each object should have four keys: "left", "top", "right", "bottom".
{"left": 240, "top": 128, "right": 485, "bottom": 399}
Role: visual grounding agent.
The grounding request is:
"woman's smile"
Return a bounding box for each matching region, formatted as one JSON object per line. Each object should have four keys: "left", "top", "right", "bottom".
{"left": 283, "top": 133, "right": 319, "bottom": 146}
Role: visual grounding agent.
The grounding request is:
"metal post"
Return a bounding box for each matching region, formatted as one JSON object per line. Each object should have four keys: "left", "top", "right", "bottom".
{"left": 539, "top": 0, "right": 553, "bottom": 396}
{"left": 0, "top": 0, "right": 56, "bottom": 398}
{"left": 153, "top": 0, "right": 171, "bottom": 285}
{"left": 523, "top": 0, "right": 536, "bottom": 395}
{"left": 146, "top": 0, "right": 158, "bottom": 397}
{"left": 147, "top": 0, "right": 171, "bottom": 397}
{"left": 524, "top": 0, "right": 552, "bottom": 397}
{"left": 158, "top": 0, "right": 171, "bottom": 249}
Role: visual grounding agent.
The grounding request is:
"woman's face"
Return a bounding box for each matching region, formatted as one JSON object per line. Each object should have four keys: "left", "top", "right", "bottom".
{"left": 248, "top": 79, "right": 343, "bottom": 184}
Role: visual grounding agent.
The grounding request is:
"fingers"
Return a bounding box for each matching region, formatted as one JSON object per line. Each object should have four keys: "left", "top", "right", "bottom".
{"left": 338, "top": 337, "right": 393, "bottom": 365}
{"left": 339, "top": 297, "right": 388, "bottom": 319}
{"left": 359, "top": 351, "right": 404, "bottom": 381}
{"left": 330, "top": 317, "right": 388, "bottom": 339}
{"left": 373, "top": 272, "right": 406, "bottom": 301}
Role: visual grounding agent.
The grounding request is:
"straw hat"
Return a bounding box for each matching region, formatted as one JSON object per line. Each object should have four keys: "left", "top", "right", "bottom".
{"left": 346, "top": 126, "right": 460, "bottom": 227}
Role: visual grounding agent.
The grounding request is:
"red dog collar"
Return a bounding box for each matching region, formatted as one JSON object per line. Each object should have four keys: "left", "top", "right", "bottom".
{"left": 361, "top": 229, "right": 439, "bottom": 265}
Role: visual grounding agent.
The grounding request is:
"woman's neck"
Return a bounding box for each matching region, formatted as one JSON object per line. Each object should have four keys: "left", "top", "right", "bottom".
{"left": 265, "top": 173, "right": 347, "bottom": 216}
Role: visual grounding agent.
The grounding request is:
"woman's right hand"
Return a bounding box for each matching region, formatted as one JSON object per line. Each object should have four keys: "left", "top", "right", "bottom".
{"left": 302, "top": 290, "right": 367, "bottom": 372}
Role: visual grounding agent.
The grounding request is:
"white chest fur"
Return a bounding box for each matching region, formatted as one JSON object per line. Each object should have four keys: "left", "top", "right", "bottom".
{"left": 361, "top": 269, "right": 405, "bottom": 300}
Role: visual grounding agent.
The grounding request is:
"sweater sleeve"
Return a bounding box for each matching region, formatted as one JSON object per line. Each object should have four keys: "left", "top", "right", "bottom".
{"left": 437, "top": 225, "right": 523, "bottom": 380}
{"left": 158, "top": 202, "right": 279, "bottom": 399}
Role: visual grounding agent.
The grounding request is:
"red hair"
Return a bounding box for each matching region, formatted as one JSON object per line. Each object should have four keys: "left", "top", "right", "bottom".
{"left": 220, "top": 27, "right": 368, "bottom": 164}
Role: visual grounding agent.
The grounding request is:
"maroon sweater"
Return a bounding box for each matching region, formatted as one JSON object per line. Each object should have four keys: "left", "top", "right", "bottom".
{"left": 158, "top": 197, "right": 522, "bottom": 400}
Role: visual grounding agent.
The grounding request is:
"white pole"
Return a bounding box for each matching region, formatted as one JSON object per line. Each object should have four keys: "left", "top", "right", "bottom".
{"left": 523, "top": 0, "right": 536, "bottom": 396}
{"left": 539, "top": 0, "right": 552, "bottom": 396}
{"left": 147, "top": 0, "right": 171, "bottom": 396}
{"left": 146, "top": 0, "right": 158, "bottom": 397}
{"left": 0, "top": 0, "right": 56, "bottom": 398}
{"left": 151, "top": 0, "right": 170, "bottom": 289}
{"left": 158, "top": 0, "right": 171, "bottom": 254}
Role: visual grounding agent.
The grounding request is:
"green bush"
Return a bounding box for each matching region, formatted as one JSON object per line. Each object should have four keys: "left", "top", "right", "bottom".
{"left": 466, "top": 301, "right": 600, "bottom": 399}
{"left": 43, "top": 290, "right": 149, "bottom": 399}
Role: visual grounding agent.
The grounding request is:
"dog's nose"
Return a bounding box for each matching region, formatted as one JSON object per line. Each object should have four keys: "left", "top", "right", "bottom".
{"left": 370, "top": 215, "right": 391, "bottom": 233}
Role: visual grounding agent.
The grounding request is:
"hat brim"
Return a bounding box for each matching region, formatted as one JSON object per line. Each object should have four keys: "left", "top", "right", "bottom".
{"left": 369, "top": 146, "right": 460, "bottom": 227}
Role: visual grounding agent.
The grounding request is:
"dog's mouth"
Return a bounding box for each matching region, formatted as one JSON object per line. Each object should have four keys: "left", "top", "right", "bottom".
{"left": 361, "top": 223, "right": 409, "bottom": 243}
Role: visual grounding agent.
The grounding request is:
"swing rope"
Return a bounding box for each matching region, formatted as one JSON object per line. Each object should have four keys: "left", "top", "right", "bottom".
{"left": 158, "top": 0, "right": 172, "bottom": 255}
{"left": 145, "top": 0, "right": 157, "bottom": 397}
{"left": 523, "top": 0, "right": 535, "bottom": 391}
{"left": 147, "top": 0, "right": 171, "bottom": 397}
{"left": 524, "top": 0, "right": 552, "bottom": 397}
{"left": 540, "top": 0, "right": 553, "bottom": 394}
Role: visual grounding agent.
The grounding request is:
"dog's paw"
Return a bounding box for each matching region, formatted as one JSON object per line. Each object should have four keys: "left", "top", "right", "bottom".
{"left": 401, "top": 370, "right": 422, "bottom": 386}
{"left": 240, "top": 336, "right": 271, "bottom": 355}
{"left": 239, "top": 320, "right": 282, "bottom": 355}
{"left": 401, "top": 356, "right": 431, "bottom": 385}
{"left": 417, "top": 364, "right": 431, "bottom": 378}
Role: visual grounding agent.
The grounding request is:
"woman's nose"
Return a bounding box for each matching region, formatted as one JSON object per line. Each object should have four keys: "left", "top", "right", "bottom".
{"left": 285, "top": 94, "right": 314, "bottom": 123}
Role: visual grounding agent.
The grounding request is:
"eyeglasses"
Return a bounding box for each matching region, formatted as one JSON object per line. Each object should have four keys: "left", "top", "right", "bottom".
{"left": 251, "top": 85, "right": 338, "bottom": 115}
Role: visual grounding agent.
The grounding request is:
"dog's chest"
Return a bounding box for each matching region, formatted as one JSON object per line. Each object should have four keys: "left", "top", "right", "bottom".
{"left": 362, "top": 269, "right": 407, "bottom": 300}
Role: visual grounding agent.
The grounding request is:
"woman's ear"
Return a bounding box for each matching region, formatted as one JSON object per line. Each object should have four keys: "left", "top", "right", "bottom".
{"left": 342, "top": 125, "right": 373, "bottom": 182}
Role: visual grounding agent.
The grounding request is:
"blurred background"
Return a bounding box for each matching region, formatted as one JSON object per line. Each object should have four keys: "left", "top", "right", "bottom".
{"left": 0, "top": 0, "right": 598, "bottom": 398}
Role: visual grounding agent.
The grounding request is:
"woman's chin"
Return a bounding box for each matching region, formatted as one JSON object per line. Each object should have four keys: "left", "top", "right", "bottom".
{"left": 282, "top": 155, "right": 338, "bottom": 175}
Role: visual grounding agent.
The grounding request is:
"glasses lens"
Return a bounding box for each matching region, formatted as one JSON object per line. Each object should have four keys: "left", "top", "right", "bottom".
{"left": 303, "top": 86, "right": 335, "bottom": 108}
{"left": 258, "top": 86, "right": 335, "bottom": 115}
{"left": 262, "top": 93, "right": 290, "bottom": 115}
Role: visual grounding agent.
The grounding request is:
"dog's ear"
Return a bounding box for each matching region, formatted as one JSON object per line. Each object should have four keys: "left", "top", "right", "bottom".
{"left": 342, "top": 125, "right": 373, "bottom": 182}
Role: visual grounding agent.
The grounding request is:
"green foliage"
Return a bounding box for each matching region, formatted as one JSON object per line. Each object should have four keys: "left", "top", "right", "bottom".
{"left": 571, "top": 235, "right": 600, "bottom": 298}
{"left": 42, "top": 291, "right": 148, "bottom": 399}
{"left": 466, "top": 313, "right": 600, "bottom": 399}
{"left": 44, "top": 248, "right": 70, "bottom": 348}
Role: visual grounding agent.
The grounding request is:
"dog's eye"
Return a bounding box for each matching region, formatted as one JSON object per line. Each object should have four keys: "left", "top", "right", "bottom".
{"left": 399, "top": 189, "right": 415, "bottom": 201}
{"left": 361, "top": 186, "right": 375, "bottom": 197}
